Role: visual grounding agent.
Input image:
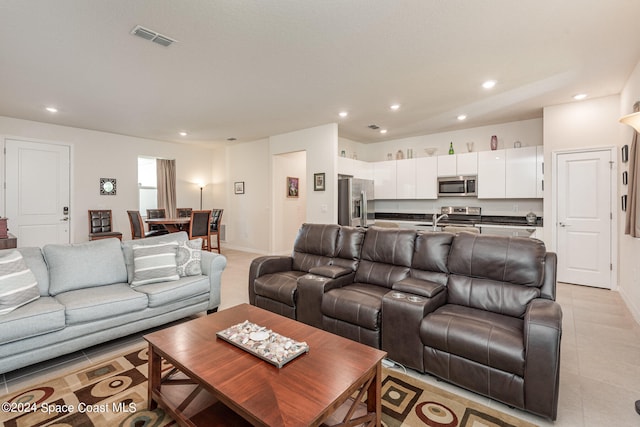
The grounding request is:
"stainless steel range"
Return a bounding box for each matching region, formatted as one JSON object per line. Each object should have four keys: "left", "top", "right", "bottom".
{"left": 438, "top": 206, "right": 481, "bottom": 225}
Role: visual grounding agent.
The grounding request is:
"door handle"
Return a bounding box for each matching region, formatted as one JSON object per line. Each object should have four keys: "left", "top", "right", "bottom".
{"left": 61, "top": 217, "right": 69, "bottom": 222}
{"left": 559, "top": 222, "right": 570, "bottom": 227}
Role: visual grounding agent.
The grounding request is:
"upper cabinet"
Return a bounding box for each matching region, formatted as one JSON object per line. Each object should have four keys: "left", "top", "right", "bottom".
{"left": 415, "top": 156, "right": 438, "bottom": 199}
{"left": 436, "top": 152, "right": 477, "bottom": 177}
{"left": 373, "top": 160, "right": 397, "bottom": 199}
{"left": 396, "top": 158, "right": 417, "bottom": 199}
{"left": 478, "top": 147, "right": 542, "bottom": 199}
{"left": 505, "top": 146, "right": 538, "bottom": 198}
{"left": 477, "top": 150, "right": 506, "bottom": 198}
{"left": 338, "top": 157, "right": 373, "bottom": 180}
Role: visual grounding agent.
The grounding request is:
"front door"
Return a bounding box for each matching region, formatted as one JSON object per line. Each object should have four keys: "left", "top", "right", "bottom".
{"left": 5, "top": 139, "right": 71, "bottom": 247}
{"left": 556, "top": 149, "right": 612, "bottom": 288}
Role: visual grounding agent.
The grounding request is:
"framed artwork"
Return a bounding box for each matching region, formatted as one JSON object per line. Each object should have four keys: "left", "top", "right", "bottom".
{"left": 287, "top": 177, "right": 299, "bottom": 198}
{"left": 99, "top": 178, "right": 117, "bottom": 195}
{"left": 623, "top": 171, "right": 628, "bottom": 185}
{"left": 314, "top": 173, "right": 325, "bottom": 191}
{"left": 234, "top": 181, "right": 245, "bottom": 194}
{"left": 622, "top": 195, "right": 627, "bottom": 211}
{"left": 622, "top": 145, "right": 629, "bottom": 163}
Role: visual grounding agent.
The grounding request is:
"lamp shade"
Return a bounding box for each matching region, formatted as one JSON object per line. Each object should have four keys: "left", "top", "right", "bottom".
{"left": 620, "top": 111, "right": 640, "bottom": 133}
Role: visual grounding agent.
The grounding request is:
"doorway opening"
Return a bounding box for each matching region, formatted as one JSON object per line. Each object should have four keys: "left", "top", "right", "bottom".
{"left": 272, "top": 151, "right": 307, "bottom": 254}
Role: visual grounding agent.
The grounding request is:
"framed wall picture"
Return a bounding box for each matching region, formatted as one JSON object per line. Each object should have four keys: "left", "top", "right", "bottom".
{"left": 622, "top": 145, "right": 629, "bottom": 163}
{"left": 234, "top": 181, "right": 245, "bottom": 194}
{"left": 622, "top": 195, "right": 627, "bottom": 211}
{"left": 99, "top": 178, "right": 117, "bottom": 195}
{"left": 287, "top": 177, "right": 299, "bottom": 198}
{"left": 623, "top": 171, "right": 628, "bottom": 185}
{"left": 314, "top": 173, "right": 325, "bottom": 191}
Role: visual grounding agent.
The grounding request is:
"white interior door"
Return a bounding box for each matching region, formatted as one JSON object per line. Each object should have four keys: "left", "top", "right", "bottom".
{"left": 556, "top": 149, "right": 612, "bottom": 288}
{"left": 5, "top": 139, "right": 70, "bottom": 247}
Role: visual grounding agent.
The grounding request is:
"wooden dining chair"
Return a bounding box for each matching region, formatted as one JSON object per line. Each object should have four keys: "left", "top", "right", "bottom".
{"left": 88, "top": 210, "right": 122, "bottom": 241}
{"left": 189, "top": 210, "right": 212, "bottom": 251}
{"left": 176, "top": 208, "right": 192, "bottom": 218}
{"left": 127, "top": 210, "right": 168, "bottom": 239}
{"left": 146, "top": 209, "right": 169, "bottom": 234}
{"left": 209, "top": 209, "right": 223, "bottom": 254}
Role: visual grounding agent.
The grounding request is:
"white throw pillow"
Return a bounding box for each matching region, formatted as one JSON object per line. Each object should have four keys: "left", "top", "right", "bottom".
{"left": 176, "top": 238, "right": 202, "bottom": 277}
{"left": 131, "top": 242, "right": 180, "bottom": 287}
{"left": 0, "top": 251, "right": 40, "bottom": 315}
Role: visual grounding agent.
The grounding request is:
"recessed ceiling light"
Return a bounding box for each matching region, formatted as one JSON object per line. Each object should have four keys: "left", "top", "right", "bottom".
{"left": 338, "top": 111, "right": 348, "bottom": 118}
{"left": 179, "top": 131, "right": 188, "bottom": 136}
{"left": 573, "top": 93, "right": 587, "bottom": 100}
{"left": 380, "top": 129, "right": 388, "bottom": 134}
{"left": 390, "top": 104, "right": 400, "bottom": 111}
{"left": 482, "top": 80, "right": 497, "bottom": 89}
{"left": 457, "top": 114, "right": 467, "bottom": 121}
{"left": 45, "top": 106, "right": 58, "bottom": 113}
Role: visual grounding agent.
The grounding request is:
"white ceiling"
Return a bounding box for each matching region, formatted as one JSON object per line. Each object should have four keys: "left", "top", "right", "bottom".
{"left": 1, "top": 0, "right": 639, "bottom": 147}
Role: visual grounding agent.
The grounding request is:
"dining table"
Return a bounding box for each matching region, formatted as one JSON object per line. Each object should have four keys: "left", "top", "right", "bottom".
{"left": 144, "top": 217, "right": 191, "bottom": 233}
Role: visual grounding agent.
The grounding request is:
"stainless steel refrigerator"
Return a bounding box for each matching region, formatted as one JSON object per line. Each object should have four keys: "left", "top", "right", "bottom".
{"left": 338, "top": 177, "right": 375, "bottom": 227}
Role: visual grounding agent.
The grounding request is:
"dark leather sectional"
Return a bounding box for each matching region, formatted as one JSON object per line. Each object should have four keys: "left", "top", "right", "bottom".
{"left": 248, "top": 223, "right": 562, "bottom": 420}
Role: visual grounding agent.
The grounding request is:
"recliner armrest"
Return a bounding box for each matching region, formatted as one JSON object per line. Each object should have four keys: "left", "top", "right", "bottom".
{"left": 248, "top": 256, "right": 293, "bottom": 304}
{"left": 297, "top": 271, "right": 355, "bottom": 328}
{"left": 308, "top": 265, "right": 352, "bottom": 279}
{"left": 393, "top": 277, "right": 445, "bottom": 298}
{"left": 523, "top": 298, "right": 562, "bottom": 420}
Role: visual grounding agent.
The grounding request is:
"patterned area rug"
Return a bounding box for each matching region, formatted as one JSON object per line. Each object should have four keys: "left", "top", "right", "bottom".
{"left": 0, "top": 346, "right": 538, "bottom": 427}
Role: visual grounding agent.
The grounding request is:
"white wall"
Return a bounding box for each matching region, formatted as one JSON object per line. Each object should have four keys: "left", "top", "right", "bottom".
{"left": 0, "top": 116, "right": 217, "bottom": 242}
{"left": 619, "top": 60, "right": 640, "bottom": 323}
{"left": 360, "top": 118, "right": 543, "bottom": 162}
{"left": 542, "top": 95, "right": 621, "bottom": 247}
{"left": 273, "top": 151, "right": 306, "bottom": 253}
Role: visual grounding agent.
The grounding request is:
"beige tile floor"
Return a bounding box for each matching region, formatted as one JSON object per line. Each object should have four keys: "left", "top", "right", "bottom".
{"left": 2, "top": 248, "right": 640, "bottom": 426}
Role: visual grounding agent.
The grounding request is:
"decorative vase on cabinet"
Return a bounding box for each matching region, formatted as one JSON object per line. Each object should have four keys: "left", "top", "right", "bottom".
{"left": 491, "top": 135, "right": 498, "bottom": 150}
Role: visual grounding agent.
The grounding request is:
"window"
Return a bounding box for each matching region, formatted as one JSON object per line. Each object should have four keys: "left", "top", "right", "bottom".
{"left": 138, "top": 157, "right": 157, "bottom": 214}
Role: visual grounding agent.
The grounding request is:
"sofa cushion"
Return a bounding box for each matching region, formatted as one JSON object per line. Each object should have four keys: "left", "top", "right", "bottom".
{"left": 176, "top": 238, "right": 202, "bottom": 277}
{"left": 0, "top": 297, "right": 65, "bottom": 345}
{"left": 122, "top": 231, "right": 189, "bottom": 283}
{"left": 254, "top": 271, "right": 306, "bottom": 306}
{"left": 44, "top": 239, "right": 127, "bottom": 295}
{"left": 132, "top": 275, "right": 209, "bottom": 307}
{"left": 354, "top": 228, "right": 415, "bottom": 288}
{"left": 130, "top": 242, "right": 180, "bottom": 287}
{"left": 322, "top": 284, "right": 389, "bottom": 330}
{"left": 54, "top": 283, "right": 148, "bottom": 325}
{"left": 0, "top": 251, "right": 40, "bottom": 315}
{"left": 420, "top": 304, "right": 526, "bottom": 376}
{"left": 15, "top": 247, "right": 49, "bottom": 296}
{"left": 446, "top": 233, "right": 546, "bottom": 317}
{"left": 291, "top": 223, "right": 340, "bottom": 272}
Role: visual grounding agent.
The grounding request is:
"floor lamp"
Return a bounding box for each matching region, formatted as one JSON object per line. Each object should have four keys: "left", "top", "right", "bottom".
{"left": 619, "top": 106, "right": 640, "bottom": 416}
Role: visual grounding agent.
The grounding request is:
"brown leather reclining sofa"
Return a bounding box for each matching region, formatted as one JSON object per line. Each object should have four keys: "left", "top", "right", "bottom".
{"left": 248, "top": 223, "right": 561, "bottom": 420}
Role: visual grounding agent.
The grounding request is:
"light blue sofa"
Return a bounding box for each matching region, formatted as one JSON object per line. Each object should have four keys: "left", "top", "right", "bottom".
{"left": 0, "top": 232, "right": 226, "bottom": 374}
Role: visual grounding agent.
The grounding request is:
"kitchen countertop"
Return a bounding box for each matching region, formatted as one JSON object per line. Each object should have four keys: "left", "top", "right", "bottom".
{"left": 375, "top": 212, "right": 543, "bottom": 227}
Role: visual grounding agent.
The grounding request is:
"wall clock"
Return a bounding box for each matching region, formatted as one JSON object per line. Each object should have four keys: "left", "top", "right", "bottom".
{"left": 100, "top": 178, "right": 117, "bottom": 195}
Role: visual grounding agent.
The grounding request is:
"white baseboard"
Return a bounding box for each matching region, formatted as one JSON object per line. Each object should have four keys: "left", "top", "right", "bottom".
{"left": 618, "top": 286, "right": 640, "bottom": 326}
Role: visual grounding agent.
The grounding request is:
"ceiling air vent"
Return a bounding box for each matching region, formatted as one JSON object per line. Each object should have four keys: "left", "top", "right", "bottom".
{"left": 131, "top": 25, "right": 177, "bottom": 47}
{"left": 368, "top": 124, "right": 380, "bottom": 130}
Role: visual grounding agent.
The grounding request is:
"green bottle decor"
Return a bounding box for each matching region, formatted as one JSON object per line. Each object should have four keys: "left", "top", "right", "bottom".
{"left": 448, "top": 142, "right": 454, "bottom": 155}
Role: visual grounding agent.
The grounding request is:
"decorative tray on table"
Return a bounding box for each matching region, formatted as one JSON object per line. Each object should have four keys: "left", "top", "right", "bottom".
{"left": 216, "top": 320, "right": 309, "bottom": 368}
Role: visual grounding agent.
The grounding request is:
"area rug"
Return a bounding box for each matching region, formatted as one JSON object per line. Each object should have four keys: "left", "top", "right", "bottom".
{"left": 0, "top": 346, "right": 538, "bottom": 427}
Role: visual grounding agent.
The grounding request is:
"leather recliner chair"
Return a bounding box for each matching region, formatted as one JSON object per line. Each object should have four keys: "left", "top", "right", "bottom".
{"left": 419, "top": 232, "right": 561, "bottom": 420}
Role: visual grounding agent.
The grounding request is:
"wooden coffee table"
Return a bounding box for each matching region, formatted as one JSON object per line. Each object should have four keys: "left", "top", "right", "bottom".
{"left": 145, "top": 303, "right": 387, "bottom": 426}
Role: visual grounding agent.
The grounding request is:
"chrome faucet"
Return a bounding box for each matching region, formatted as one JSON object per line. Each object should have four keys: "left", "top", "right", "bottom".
{"left": 432, "top": 213, "right": 449, "bottom": 231}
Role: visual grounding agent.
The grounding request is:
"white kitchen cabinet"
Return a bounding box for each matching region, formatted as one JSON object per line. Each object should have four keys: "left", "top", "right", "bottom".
{"left": 505, "top": 146, "right": 538, "bottom": 198}
{"left": 396, "top": 158, "right": 416, "bottom": 199}
{"left": 373, "top": 160, "right": 397, "bottom": 199}
{"left": 536, "top": 145, "right": 544, "bottom": 198}
{"left": 437, "top": 152, "right": 477, "bottom": 177}
{"left": 457, "top": 152, "right": 478, "bottom": 175}
{"left": 437, "top": 155, "right": 456, "bottom": 177}
{"left": 338, "top": 157, "right": 372, "bottom": 180}
{"left": 416, "top": 156, "right": 438, "bottom": 199}
{"left": 477, "top": 149, "right": 506, "bottom": 198}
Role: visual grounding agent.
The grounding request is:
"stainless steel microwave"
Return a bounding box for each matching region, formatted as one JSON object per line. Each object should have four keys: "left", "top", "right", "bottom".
{"left": 438, "top": 176, "right": 477, "bottom": 197}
